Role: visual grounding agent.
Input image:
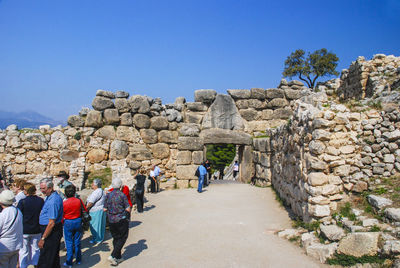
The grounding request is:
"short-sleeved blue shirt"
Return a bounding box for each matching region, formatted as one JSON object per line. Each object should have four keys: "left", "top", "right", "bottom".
{"left": 39, "top": 191, "right": 63, "bottom": 225}
{"left": 199, "top": 165, "right": 207, "bottom": 176}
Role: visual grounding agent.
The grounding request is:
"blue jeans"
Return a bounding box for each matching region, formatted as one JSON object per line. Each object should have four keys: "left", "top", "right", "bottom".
{"left": 198, "top": 175, "right": 204, "bottom": 192}
{"left": 63, "top": 218, "right": 82, "bottom": 265}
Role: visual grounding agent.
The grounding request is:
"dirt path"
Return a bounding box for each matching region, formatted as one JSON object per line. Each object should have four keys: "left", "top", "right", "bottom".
{"left": 61, "top": 182, "right": 326, "bottom": 268}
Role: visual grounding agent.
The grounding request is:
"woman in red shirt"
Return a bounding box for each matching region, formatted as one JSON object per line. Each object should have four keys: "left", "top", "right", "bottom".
{"left": 63, "top": 185, "right": 87, "bottom": 268}
{"left": 108, "top": 185, "right": 132, "bottom": 208}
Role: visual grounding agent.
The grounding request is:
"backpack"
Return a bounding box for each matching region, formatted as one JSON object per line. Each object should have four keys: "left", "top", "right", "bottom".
{"left": 195, "top": 167, "right": 200, "bottom": 177}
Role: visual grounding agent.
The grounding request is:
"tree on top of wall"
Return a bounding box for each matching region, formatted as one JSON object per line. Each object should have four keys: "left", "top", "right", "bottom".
{"left": 283, "top": 48, "right": 339, "bottom": 89}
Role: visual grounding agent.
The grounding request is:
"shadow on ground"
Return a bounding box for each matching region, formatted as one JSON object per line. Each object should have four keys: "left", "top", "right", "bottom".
{"left": 122, "top": 239, "right": 148, "bottom": 260}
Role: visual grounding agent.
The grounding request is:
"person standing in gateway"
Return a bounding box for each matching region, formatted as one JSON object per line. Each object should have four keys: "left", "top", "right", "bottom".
{"left": 233, "top": 161, "right": 239, "bottom": 180}
{"left": 197, "top": 163, "right": 207, "bottom": 193}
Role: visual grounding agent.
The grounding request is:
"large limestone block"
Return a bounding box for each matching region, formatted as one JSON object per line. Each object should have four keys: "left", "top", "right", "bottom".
{"left": 150, "top": 116, "right": 169, "bottom": 130}
{"left": 115, "top": 91, "right": 129, "bottom": 98}
{"left": 367, "top": 195, "right": 393, "bottom": 209}
{"left": 85, "top": 110, "right": 103, "bottom": 128}
{"left": 150, "top": 143, "right": 170, "bottom": 159}
{"left": 120, "top": 113, "right": 133, "bottom": 126}
{"left": 26, "top": 161, "right": 46, "bottom": 174}
{"left": 22, "top": 133, "right": 48, "bottom": 150}
{"left": 200, "top": 128, "right": 251, "bottom": 145}
{"left": 308, "top": 172, "right": 329, "bottom": 186}
{"left": 12, "top": 164, "right": 26, "bottom": 174}
{"left": 178, "top": 137, "right": 204, "bottom": 151}
{"left": 272, "top": 108, "right": 292, "bottom": 119}
{"left": 139, "top": 129, "right": 158, "bottom": 144}
{"left": 177, "top": 151, "right": 192, "bottom": 165}
{"left": 306, "top": 243, "right": 337, "bottom": 263}
{"left": 309, "top": 204, "right": 330, "bottom": 217}
{"left": 266, "top": 98, "right": 289, "bottom": 108}
{"left": 309, "top": 140, "right": 326, "bottom": 155}
{"left": 96, "top": 89, "right": 115, "bottom": 99}
{"left": 50, "top": 162, "right": 68, "bottom": 175}
{"left": 265, "top": 88, "right": 285, "bottom": 99}
{"left": 129, "top": 144, "right": 152, "bottom": 161}
{"left": 382, "top": 130, "right": 400, "bottom": 142}
{"left": 67, "top": 115, "right": 85, "bottom": 127}
{"left": 227, "top": 89, "right": 251, "bottom": 99}
{"left": 184, "top": 112, "right": 203, "bottom": 124}
{"left": 114, "top": 98, "right": 131, "bottom": 113}
{"left": 103, "top": 109, "right": 120, "bottom": 125}
{"left": 253, "top": 138, "right": 270, "bottom": 152}
{"left": 92, "top": 96, "right": 114, "bottom": 111}
{"left": 87, "top": 148, "right": 108, "bottom": 163}
{"left": 250, "top": 88, "right": 265, "bottom": 99}
{"left": 49, "top": 131, "right": 67, "bottom": 150}
{"left": 284, "top": 88, "right": 303, "bottom": 100}
{"left": 186, "top": 102, "right": 208, "bottom": 112}
{"left": 179, "top": 123, "right": 200, "bottom": 137}
{"left": 247, "top": 99, "right": 266, "bottom": 110}
{"left": 60, "top": 150, "right": 79, "bottom": 161}
{"left": 320, "top": 225, "right": 345, "bottom": 241}
{"left": 338, "top": 233, "right": 380, "bottom": 257}
{"left": 202, "top": 94, "right": 245, "bottom": 130}
{"left": 133, "top": 114, "right": 151, "bottom": 129}
{"left": 116, "top": 126, "right": 140, "bottom": 143}
{"left": 129, "top": 95, "right": 150, "bottom": 114}
{"left": 95, "top": 126, "right": 116, "bottom": 140}
{"left": 259, "top": 109, "right": 274, "bottom": 120}
{"left": 192, "top": 151, "right": 203, "bottom": 165}
{"left": 109, "top": 140, "right": 129, "bottom": 160}
{"left": 158, "top": 130, "right": 178, "bottom": 143}
{"left": 176, "top": 165, "right": 198, "bottom": 180}
{"left": 239, "top": 108, "right": 258, "bottom": 121}
{"left": 385, "top": 208, "right": 400, "bottom": 222}
{"left": 194, "top": 89, "right": 217, "bottom": 104}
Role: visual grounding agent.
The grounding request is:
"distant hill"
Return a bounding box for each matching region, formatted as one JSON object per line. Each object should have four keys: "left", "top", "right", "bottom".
{"left": 0, "top": 110, "right": 65, "bottom": 129}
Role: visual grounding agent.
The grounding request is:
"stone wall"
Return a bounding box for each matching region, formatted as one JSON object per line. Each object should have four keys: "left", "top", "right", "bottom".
{"left": 337, "top": 54, "right": 400, "bottom": 100}
{"left": 1, "top": 54, "right": 399, "bottom": 222}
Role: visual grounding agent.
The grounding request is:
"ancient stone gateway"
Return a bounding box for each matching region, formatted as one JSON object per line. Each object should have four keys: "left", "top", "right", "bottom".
{"left": 4, "top": 54, "right": 399, "bottom": 223}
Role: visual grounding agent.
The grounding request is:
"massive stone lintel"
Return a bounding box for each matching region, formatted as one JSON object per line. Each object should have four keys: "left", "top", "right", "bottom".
{"left": 202, "top": 94, "right": 245, "bottom": 130}
{"left": 200, "top": 128, "right": 252, "bottom": 145}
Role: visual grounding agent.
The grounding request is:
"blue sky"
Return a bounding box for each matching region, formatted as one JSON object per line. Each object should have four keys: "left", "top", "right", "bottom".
{"left": 0, "top": 0, "right": 399, "bottom": 121}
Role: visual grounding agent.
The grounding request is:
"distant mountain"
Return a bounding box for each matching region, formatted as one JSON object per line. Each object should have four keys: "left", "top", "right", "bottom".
{"left": 0, "top": 110, "right": 66, "bottom": 129}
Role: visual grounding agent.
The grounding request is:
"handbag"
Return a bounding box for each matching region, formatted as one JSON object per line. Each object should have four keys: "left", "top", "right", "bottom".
{"left": 79, "top": 198, "right": 91, "bottom": 230}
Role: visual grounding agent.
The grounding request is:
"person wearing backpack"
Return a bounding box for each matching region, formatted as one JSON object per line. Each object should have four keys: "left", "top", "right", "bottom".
{"left": 196, "top": 163, "right": 207, "bottom": 193}
{"left": 0, "top": 189, "right": 23, "bottom": 268}
{"left": 17, "top": 183, "right": 44, "bottom": 268}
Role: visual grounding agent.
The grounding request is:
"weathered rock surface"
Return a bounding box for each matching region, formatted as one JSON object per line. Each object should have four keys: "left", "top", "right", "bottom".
{"left": 320, "top": 225, "right": 345, "bottom": 241}
{"left": 202, "top": 94, "right": 245, "bottom": 130}
{"left": 367, "top": 195, "right": 393, "bottom": 210}
{"left": 337, "top": 232, "right": 380, "bottom": 257}
{"left": 109, "top": 140, "right": 129, "bottom": 160}
{"left": 200, "top": 128, "right": 252, "bottom": 145}
{"left": 194, "top": 89, "right": 217, "bottom": 104}
{"left": 92, "top": 96, "right": 114, "bottom": 111}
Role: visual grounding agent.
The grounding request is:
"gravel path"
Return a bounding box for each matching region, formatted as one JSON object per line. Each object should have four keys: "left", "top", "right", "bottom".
{"left": 61, "top": 182, "right": 326, "bottom": 268}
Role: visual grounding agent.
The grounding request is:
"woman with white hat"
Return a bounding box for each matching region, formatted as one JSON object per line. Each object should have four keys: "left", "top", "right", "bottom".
{"left": 0, "top": 189, "right": 23, "bottom": 268}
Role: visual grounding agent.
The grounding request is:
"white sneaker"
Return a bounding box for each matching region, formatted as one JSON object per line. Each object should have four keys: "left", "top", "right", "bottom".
{"left": 108, "top": 256, "right": 118, "bottom": 266}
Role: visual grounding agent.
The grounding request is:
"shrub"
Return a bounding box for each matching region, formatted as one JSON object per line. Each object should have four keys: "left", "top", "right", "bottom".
{"left": 87, "top": 168, "right": 112, "bottom": 188}
{"left": 327, "top": 253, "right": 385, "bottom": 266}
{"left": 74, "top": 131, "right": 82, "bottom": 140}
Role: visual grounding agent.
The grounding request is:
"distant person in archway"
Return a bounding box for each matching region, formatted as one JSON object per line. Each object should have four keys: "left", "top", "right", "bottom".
{"left": 204, "top": 160, "right": 211, "bottom": 187}
{"left": 233, "top": 161, "right": 239, "bottom": 180}
{"left": 218, "top": 166, "right": 224, "bottom": 180}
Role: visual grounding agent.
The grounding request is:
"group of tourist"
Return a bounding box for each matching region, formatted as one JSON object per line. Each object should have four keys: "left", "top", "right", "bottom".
{"left": 0, "top": 166, "right": 148, "bottom": 268}
{"left": 196, "top": 160, "right": 239, "bottom": 192}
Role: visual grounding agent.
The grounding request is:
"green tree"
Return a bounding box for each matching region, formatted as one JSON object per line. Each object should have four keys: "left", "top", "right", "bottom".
{"left": 206, "top": 144, "right": 236, "bottom": 172}
{"left": 283, "top": 48, "right": 339, "bottom": 89}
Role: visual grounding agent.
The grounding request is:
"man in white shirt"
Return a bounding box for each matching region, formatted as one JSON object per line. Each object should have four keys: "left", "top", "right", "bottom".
{"left": 0, "top": 190, "right": 23, "bottom": 268}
